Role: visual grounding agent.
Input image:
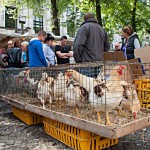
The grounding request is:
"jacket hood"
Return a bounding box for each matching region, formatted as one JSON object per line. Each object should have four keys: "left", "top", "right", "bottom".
{"left": 80, "top": 18, "right": 99, "bottom": 26}
{"left": 29, "top": 39, "right": 40, "bottom": 47}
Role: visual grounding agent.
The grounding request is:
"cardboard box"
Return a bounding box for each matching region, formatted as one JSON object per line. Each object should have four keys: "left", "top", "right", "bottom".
{"left": 103, "top": 51, "right": 126, "bottom": 61}
{"left": 134, "top": 46, "right": 150, "bottom": 63}
{"left": 103, "top": 51, "right": 144, "bottom": 80}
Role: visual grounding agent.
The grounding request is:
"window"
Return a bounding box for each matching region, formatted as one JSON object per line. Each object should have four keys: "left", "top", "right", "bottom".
{"left": 33, "top": 16, "right": 43, "bottom": 33}
{"left": 5, "top": 6, "right": 16, "bottom": 28}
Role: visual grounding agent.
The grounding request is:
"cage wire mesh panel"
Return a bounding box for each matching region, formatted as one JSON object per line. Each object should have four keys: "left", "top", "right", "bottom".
{"left": 0, "top": 61, "right": 150, "bottom": 128}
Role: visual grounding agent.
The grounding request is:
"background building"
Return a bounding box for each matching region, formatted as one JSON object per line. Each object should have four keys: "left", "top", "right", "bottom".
{"left": 0, "top": 5, "right": 68, "bottom": 36}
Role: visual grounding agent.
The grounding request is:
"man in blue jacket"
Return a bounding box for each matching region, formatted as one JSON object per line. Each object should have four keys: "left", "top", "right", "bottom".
{"left": 28, "top": 30, "right": 48, "bottom": 67}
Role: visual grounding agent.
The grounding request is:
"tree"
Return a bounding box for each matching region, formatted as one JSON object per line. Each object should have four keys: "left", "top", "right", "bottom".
{"left": 95, "top": 0, "right": 102, "bottom": 26}
{"left": 88, "top": 0, "right": 103, "bottom": 26}
{"left": 51, "top": 0, "right": 60, "bottom": 35}
{"left": 102, "top": 0, "right": 150, "bottom": 39}
{"left": 131, "top": 0, "right": 138, "bottom": 31}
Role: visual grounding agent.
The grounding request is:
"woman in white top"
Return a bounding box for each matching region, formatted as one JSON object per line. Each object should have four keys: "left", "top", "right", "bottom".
{"left": 43, "top": 34, "right": 55, "bottom": 66}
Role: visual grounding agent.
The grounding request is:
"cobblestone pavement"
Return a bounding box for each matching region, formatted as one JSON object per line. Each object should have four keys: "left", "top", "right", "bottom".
{"left": 0, "top": 100, "right": 150, "bottom": 150}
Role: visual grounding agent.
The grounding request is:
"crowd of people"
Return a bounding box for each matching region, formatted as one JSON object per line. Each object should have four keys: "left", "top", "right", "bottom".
{"left": 0, "top": 32, "right": 73, "bottom": 68}
{"left": 0, "top": 12, "right": 149, "bottom": 70}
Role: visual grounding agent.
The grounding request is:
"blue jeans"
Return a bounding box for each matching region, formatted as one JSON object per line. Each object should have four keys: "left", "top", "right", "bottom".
{"left": 78, "top": 67, "right": 101, "bottom": 78}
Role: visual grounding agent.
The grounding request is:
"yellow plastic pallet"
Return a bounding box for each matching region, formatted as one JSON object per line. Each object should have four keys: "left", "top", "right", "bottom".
{"left": 12, "top": 106, "right": 43, "bottom": 125}
{"left": 134, "top": 79, "right": 150, "bottom": 108}
{"left": 43, "top": 117, "right": 118, "bottom": 150}
{"left": 141, "top": 103, "right": 150, "bottom": 109}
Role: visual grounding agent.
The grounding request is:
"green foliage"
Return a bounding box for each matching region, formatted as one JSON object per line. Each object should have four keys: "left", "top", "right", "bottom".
{"left": 1, "top": 0, "right": 150, "bottom": 39}
{"left": 92, "top": 0, "right": 149, "bottom": 41}
{"left": 2, "top": 0, "right": 47, "bottom": 17}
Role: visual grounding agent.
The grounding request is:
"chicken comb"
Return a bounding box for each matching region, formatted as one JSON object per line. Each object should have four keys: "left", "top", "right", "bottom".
{"left": 119, "top": 66, "right": 125, "bottom": 69}
{"left": 117, "top": 65, "right": 125, "bottom": 76}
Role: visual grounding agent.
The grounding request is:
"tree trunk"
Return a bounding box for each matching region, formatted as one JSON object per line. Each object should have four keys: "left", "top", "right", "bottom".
{"left": 131, "top": 0, "right": 137, "bottom": 32}
{"left": 51, "top": 0, "right": 60, "bottom": 35}
{"left": 96, "top": 0, "right": 102, "bottom": 26}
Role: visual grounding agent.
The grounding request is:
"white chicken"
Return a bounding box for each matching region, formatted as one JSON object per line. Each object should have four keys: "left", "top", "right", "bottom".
{"left": 37, "top": 72, "right": 54, "bottom": 109}
{"left": 64, "top": 78, "right": 89, "bottom": 116}
{"left": 53, "top": 72, "right": 68, "bottom": 100}
{"left": 68, "top": 66, "right": 126, "bottom": 125}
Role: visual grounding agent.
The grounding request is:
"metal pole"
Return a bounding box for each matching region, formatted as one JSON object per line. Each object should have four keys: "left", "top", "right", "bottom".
{"left": 21, "top": 23, "right": 24, "bottom": 35}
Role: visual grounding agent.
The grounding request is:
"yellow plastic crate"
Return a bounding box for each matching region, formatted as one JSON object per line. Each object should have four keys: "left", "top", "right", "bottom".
{"left": 134, "top": 79, "right": 150, "bottom": 108}
{"left": 12, "top": 106, "right": 43, "bottom": 125}
{"left": 43, "top": 117, "right": 118, "bottom": 150}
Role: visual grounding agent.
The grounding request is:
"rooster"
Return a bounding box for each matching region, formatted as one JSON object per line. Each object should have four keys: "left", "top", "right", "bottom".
{"left": 67, "top": 66, "right": 126, "bottom": 125}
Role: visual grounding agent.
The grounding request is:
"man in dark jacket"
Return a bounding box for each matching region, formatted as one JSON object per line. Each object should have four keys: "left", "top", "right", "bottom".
{"left": 73, "top": 12, "right": 110, "bottom": 63}
{"left": 28, "top": 30, "right": 48, "bottom": 67}
{"left": 73, "top": 12, "right": 110, "bottom": 77}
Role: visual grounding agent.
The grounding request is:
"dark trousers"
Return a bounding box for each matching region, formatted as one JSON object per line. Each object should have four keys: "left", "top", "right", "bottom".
{"left": 78, "top": 67, "right": 101, "bottom": 78}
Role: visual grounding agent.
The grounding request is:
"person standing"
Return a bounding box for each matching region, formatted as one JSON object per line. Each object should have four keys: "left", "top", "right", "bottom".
{"left": 0, "top": 47, "right": 8, "bottom": 68}
{"left": 28, "top": 30, "right": 48, "bottom": 67}
{"left": 7, "top": 40, "right": 14, "bottom": 49}
{"left": 20, "top": 41, "right": 29, "bottom": 67}
{"left": 121, "top": 25, "right": 140, "bottom": 60}
{"left": 55, "top": 36, "right": 73, "bottom": 64}
{"left": 43, "top": 34, "right": 55, "bottom": 66}
{"left": 6, "top": 38, "right": 22, "bottom": 68}
{"left": 73, "top": 12, "right": 110, "bottom": 77}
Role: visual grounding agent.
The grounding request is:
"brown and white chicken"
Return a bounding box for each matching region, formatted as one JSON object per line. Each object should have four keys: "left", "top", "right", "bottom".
{"left": 121, "top": 82, "right": 140, "bottom": 119}
{"left": 66, "top": 69, "right": 98, "bottom": 93}
{"left": 37, "top": 72, "right": 54, "bottom": 109}
{"left": 68, "top": 66, "right": 126, "bottom": 125}
{"left": 64, "top": 78, "right": 89, "bottom": 117}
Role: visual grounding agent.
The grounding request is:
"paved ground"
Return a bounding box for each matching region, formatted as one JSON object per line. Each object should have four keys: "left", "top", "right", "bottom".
{"left": 0, "top": 100, "right": 150, "bottom": 150}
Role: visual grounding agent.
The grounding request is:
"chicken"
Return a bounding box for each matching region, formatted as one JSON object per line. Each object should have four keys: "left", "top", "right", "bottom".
{"left": 66, "top": 70, "right": 98, "bottom": 93}
{"left": 53, "top": 72, "right": 68, "bottom": 108}
{"left": 18, "top": 70, "right": 39, "bottom": 85}
{"left": 41, "top": 72, "right": 54, "bottom": 85}
{"left": 68, "top": 66, "right": 125, "bottom": 125}
{"left": 53, "top": 72, "right": 68, "bottom": 99}
{"left": 121, "top": 82, "right": 140, "bottom": 118}
{"left": 37, "top": 72, "right": 54, "bottom": 109}
{"left": 7, "top": 70, "right": 39, "bottom": 98}
{"left": 64, "top": 78, "right": 89, "bottom": 117}
{"left": 37, "top": 81, "right": 52, "bottom": 109}
{"left": 104, "top": 65, "right": 141, "bottom": 118}
{"left": 90, "top": 66, "right": 127, "bottom": 125}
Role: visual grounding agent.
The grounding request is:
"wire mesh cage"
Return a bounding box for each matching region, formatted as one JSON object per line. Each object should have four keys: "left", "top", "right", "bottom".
{"left": 0, "top": 61, "right": 150, "bottom": 129}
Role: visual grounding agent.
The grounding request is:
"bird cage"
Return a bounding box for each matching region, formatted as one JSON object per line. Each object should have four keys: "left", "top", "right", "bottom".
{"left": 0, "top": 61, "right": 150, "bottom": 139}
